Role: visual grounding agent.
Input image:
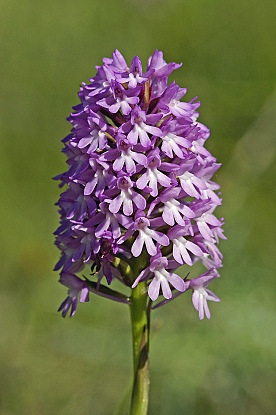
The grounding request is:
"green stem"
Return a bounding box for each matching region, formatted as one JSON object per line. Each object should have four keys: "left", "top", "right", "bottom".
{"left": 130, "top": 281, "right": 150, "bottom": 415}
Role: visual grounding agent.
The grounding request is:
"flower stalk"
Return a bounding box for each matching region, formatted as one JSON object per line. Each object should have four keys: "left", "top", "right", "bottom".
{"left": 130, "top": 281, "right": 150, "bottom": 415}
{"left": 54, "top": 49, "right": 226, "bottom": 414}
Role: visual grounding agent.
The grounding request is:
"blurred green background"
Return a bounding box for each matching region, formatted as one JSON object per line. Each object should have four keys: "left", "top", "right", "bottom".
{"left": 1, "top": 0, "right": 275, "bottom": 414}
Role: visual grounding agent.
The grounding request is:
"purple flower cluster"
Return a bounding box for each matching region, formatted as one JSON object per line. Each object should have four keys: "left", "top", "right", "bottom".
{"left": 54, "top": 50, "right": 225, "bottom": 319}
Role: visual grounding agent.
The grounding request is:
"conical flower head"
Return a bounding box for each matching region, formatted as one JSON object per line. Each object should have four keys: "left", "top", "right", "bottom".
{"left": 54, "top": 49, "right": 225, "bottom": 318}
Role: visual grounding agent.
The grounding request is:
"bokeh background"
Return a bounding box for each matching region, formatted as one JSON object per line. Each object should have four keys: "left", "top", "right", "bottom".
{"left": 1, "top": 0, "right": 275, "bottom": 414}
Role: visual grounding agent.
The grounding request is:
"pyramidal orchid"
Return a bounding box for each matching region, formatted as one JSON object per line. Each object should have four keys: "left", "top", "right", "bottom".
{"left": 54, "top": 49, "right": 225, "bottom": 415}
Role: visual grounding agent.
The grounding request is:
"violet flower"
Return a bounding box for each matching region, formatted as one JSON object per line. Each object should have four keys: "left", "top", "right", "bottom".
{"left": 188, "top": 269, "right": 221, "bottom": 320}
{"left": 54, "top": 49, "right": 225, "bottom": 319}
{"left": 58, "top": 273, "right": 90, "bottom": 318}
{"left": 54, "top": 49, "right": 225, "bottom": 415}
{"left": 133, "top": 254, "right": 188, "bottom": 301}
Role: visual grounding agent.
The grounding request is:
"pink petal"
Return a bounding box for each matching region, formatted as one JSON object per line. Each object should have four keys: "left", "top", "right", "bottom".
{"left": 186, "top": 241, "right": 203, "bottom": 257}
{"left": 162, "top": 207, "right": 174, "bottom": 226}
{"left": 179, "top": 245, "right": 193, "bottom": 265}
{"left": 131, "top": 234, "right": 144, "bottom": 257}
{"left": 192, "top": 290, "right": 199, "bottom": 311}
{"left": 148, "top": 278, "right": 161, "bottom": 301}
{"left": 132, "top": 191, "right": 146, "bottom": 210}
{"left": 123, "top": 197, "right": 133, "bottom": 216}
{"left": 136, "top": 171, "right": 150, "bottom": 190}
{"left": 160, "top": 278, "right": 172, "bottom": 299}
{"left": 144, "top": 236, "right": 157, "bottom": 256}
{"left": 109, "top": 195, "right": 123, "bottom": 213}
{"left": 168, "top": 273, "right": 186, "bottom": 292}
{"left": 203, "top": 299, "right": 211, "bottom": 319}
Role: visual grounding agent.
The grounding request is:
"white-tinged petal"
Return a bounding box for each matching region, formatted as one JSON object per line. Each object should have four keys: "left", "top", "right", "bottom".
{"left": 144, "top": 235, "right": 157, "bottom": 256}
{"left": 131, "top": 233, "right": 144, "bottom": 257}
{"left": 148, "top": 278, "right": 161, "bottom": 301}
